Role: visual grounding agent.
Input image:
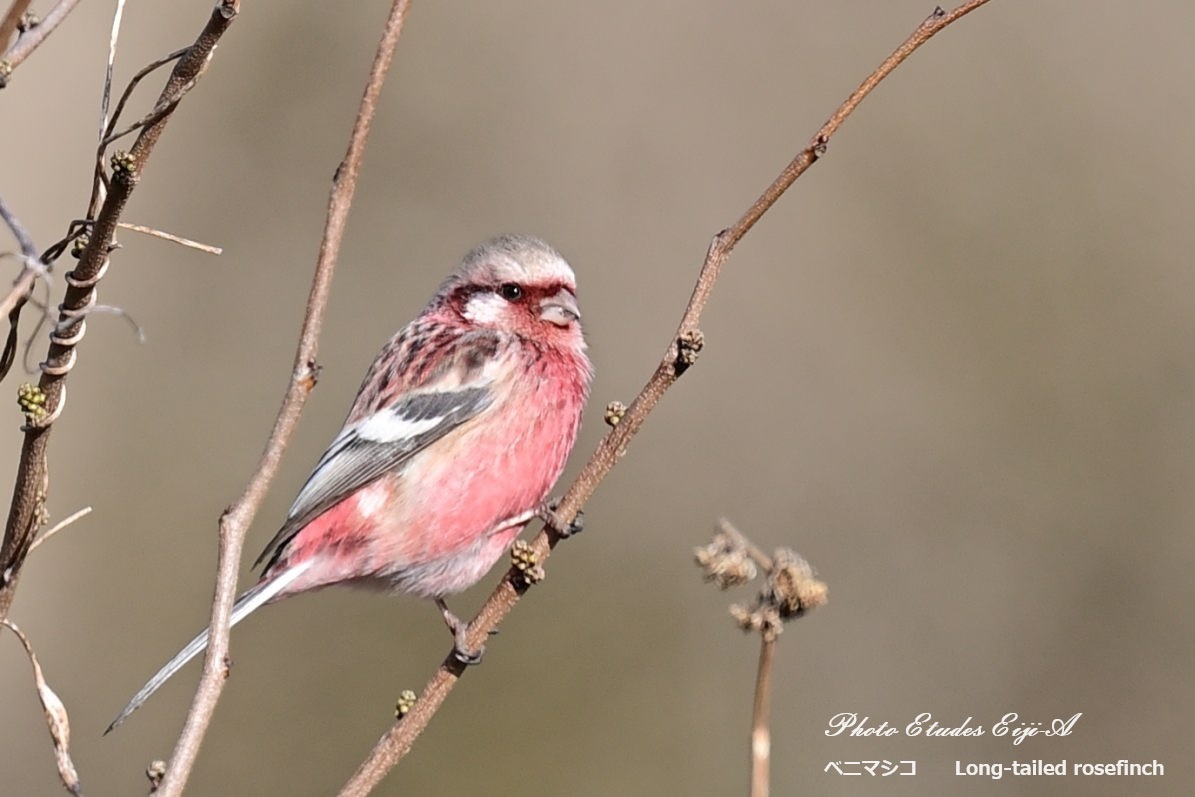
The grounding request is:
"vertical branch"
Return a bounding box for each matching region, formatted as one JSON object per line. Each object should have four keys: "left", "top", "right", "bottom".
{"left": 750, "top": 634, "right": 775, "bottom": 797}
{"left": 153, "top": 1, "right": 415, "bottom": 794}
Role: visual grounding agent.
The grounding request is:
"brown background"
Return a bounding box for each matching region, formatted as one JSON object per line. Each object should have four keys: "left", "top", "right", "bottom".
{"left": 2, "top": 2, "right": 1193, "bottom": 795}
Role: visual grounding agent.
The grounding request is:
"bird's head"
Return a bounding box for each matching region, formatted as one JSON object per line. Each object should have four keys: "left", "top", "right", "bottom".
{"left": 436, "top": 235, "right": 586, "bottom": 353}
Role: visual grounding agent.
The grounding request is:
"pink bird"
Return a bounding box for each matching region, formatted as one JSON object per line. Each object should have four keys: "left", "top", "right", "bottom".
{"left": 107, "top": 235, "right": 591, "bottom": 731}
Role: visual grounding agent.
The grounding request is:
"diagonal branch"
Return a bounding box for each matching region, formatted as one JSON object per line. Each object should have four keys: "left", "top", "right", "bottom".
{"left": 336, "top": 2, "right": 994, "bottom": 794}
{"left": 0, "top": 0, "right": 86, "bottom": 80}
{"left": 152, "top": 1, "right": 416, "bottom": 794}
{"left": 0, "top": 0, "right": 240, "bottom": 616}
{"left": 0, "top": 1, "right": 34, "bottom": 55}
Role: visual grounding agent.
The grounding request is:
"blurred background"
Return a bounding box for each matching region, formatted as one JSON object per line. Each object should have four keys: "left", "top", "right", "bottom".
{"left": 2, "top": 1, "right": 1193, "bottom": 795}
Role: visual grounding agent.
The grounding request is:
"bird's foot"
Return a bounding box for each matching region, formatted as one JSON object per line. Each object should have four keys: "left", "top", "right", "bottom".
{"left": 435, "top": 598, "right": 485, "bottom": 665}
{"left": 537, "top": 498, "right": 584, "bottom": 538}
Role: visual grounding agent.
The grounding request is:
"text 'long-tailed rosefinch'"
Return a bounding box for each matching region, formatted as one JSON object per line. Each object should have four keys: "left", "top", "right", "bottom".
{"left": 107, "top": 235, "right": 592, "bottom": 731}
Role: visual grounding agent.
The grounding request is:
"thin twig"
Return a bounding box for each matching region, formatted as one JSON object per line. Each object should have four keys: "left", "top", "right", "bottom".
{"left": 93, "top": 0, "right": 128, "bottom": 212}
{"left": 336, "top": 2, "right": 993, "bottom": 793}
{"left": 56, "top": 303, "right": 147, "bottom": 343}
{"left": 0, "top": 192, "right": 37, "bottom": 258}
{"left": 0, "top": 0, "right": 85, "bottom": 76}
{"left": 117, "top": 222, "right": 222, "bottom": 255}
{"left": 0, "top": 193, "right": 46, "bottom": 383}
{"left": 89, "top": 48, "right": 187, "bottom": 217}
{"left": 29, "top": 505, "right": 91, "bottom": 552}
{"left": 153, "top": 1, "right": 414, "bottom": 794}
{"left": 719, "top": 517, "right": 774, "bottom": 573}
{"left": 751, "top": 634, "right": 775, "bottom": 797}
{"left": 100, "top": 0, "right": 127, "bottom": 140}
{"left": 0, "top": 262, "right": 42, "bottom": 319}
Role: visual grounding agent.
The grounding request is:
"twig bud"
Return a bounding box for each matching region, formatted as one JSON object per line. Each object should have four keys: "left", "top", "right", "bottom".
{"left": 604, "top": 400, "right": 627, "bottom": 427}
{"left": 395, "top": 690, "right": 417, "bottom": 719}
{"left": 510, "top": 539, "right": 545, "bottom": 586}
{"left": 675, "top": 329, "right": 705, "bottom": 374}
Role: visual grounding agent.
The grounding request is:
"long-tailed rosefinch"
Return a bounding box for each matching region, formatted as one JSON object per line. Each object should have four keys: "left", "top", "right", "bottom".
{"left": 107, "top": 235, "right": 591, "bottom": 731}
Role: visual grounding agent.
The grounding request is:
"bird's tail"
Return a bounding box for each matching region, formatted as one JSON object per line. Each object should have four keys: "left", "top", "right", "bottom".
{"left": 104, "top": 561, "right": 313, "bottom": 734}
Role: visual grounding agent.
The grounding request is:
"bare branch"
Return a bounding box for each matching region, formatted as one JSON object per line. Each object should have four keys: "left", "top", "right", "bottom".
{"left": 0, "top": 0, "right": 86, "bottom": 79}
{"left": 100, "top": 0, "right": 129, "bottom": 142}
{"left": 751, "top": 632, "right": 775, "bottom": 797}
{"left": 336, "top": 2, "right": 993, "bottom": 793}
{"left": 29, "top": 505, "right": 92, "bottom": 552}
{"left": 116, "top": 222, "right": 222, "bottom": 255}
{"left": 2, "top": 620, "right": 83, "bottom": 796}
{"left": 1, "top": 0, "right": 240, "bottom": 619}
{"left": 0, "top": 191, "right": 36, "bottom": 258}
{"left": 699, "top": 518, "right": 827, "bottom": 797}
{"left": 0, "top": 192, "right": 47, "bottom": 390}
{"left": 89, "top": 48, "right": 187, "bottom": 216}
{"left": 153, "top": 1, "right": 415, "bottom": 794}
{"left": 0, "top": 1, "right": 34, "bottom": 55}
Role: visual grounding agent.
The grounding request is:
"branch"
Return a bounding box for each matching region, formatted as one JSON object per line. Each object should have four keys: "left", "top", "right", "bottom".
{"left": 0, "top": 192, "right": 47, "bottom": 381}
{"left": 751, "top": 631, "right": 776, "bottom": 797}
{"left": 336, "top": 2, "right": 993, "bottom": 794}
{"left": 0, "top": 191, "right": 36, "bottom": 258}
{"left": 0, "top": 0, "right": 86, "bottom": 81}
{"left": 697, "top": 518, "right": 828, "bottom": 797}
{"left": 153, "top": 1, "right": 415, "bottom": 794}
{"left": 0, "top": 0, "right": 240, "bottom": 616}
{"left": 0, "top": 1, "right": 33, "bottom": 55}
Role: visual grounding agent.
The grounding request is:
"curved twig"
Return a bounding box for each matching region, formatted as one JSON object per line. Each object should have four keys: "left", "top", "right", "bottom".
{"left": 336, "top": 2, "right": 994, "bottom": 794}
{"left": 152, "top": 1, "right": 415, "bottom": 795}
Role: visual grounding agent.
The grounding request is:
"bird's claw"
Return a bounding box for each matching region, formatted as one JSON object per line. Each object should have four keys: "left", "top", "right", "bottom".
{"left": 436, "top": 599, "right": 486, "bottom": 665}
{"left": 538, "top": 498, "right": 584, "bottom": 538}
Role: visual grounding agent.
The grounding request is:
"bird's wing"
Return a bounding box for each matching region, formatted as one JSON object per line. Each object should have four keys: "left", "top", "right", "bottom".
{"left": 254, "top": 367, "right": 495, "bottom": 571}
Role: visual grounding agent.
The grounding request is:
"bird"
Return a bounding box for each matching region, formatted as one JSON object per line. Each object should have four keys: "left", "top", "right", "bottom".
{"left": 106, "top": 234, "right": 592, "bottom": 732}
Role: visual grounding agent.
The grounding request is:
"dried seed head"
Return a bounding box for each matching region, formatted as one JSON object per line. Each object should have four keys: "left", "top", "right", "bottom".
{"left": 694, "top": 533, "right": 758, "bottom": 589}
{"left": 766, "top": 548, "right": 828, "bottom": 619}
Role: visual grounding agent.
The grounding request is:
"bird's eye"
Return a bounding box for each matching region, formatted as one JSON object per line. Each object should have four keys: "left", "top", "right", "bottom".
{"left": 498, "top": 283, "right": 524, "bottom": 302}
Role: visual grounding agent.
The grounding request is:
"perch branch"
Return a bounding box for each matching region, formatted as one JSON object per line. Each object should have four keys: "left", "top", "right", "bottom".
{"left": 336, "top": 2, "right": 992, "bottom": 794}
{"left": 152, "top": 1, "right": 415, "bottom": 794}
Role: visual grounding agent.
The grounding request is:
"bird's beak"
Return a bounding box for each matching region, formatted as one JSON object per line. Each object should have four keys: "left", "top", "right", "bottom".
{"left": 540, "top": 289, "right": 580, "bottom": 327}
